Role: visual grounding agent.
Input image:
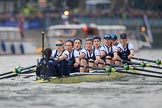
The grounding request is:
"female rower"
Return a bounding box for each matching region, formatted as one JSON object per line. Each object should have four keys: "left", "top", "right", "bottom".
{"left": 73, "top": 38, "right": 83, "bottom": 72}
{"left": 65, "top": 40, "right": 80, "bottom": 73}
{"left": 54, "top": 40, "right": 80, "bottom": 75}
{"left": 73, "top": 38, "right": 82, "bottom": 53}
{"left": 100, "top": 34, "right": 118, "bottom": 65}
{"left": 51, "top": 39, "right": 67, "bottom": 76}
{"left": 111, "top": 33, "right": 119, "bottom": 46}
{"left": 117, "top": 33, "right": 134, "bottom": 62}
{"left": 92, "top": 36, "right": 102, "bottom": 68}
{"left": 80, "top": 37, "right": 100, "bottom": 72}
{"left": 52, "top": 39, "right": 65, "bottom": 58}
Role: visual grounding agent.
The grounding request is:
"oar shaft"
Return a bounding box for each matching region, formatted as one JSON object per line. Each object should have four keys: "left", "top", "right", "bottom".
{"left": 0, "top": 71, "right": 12, "bottom": 76}
{"left": 149, "top": 65, "right": 162, "bottom": 69}
{"left": 78, "top": 65, "right": 162, "bottom": 79}
{"left": 23, "top": 75, "right": 35, "bottom": 78}
{"left": 79, "top": 65, "right": 162, "bottom": 79}
{"left": 117, "top": 70, "right": 162, "bottom": 79}
{"left": 132, "top": 57, "right": 162, "bottom": 65}
{"left": 134, "top": 67, "right": 162, "bottom": 75}
{"left": 132, "top": 57, "right": 155, "bottom": 62}
{"left": 0, "top": 65, "right": 36, "bottom": 77}
{"left": 122, "top": 60, "right": 162, "bottom": 69}
{"left": 80, "top": 65, "right": 100, "bottom": 70}
{"left": 20, "top": 70, "right": 36, "bottom": 74}
{"left": 100, "top": 62, "right": 162, "bottom": 75}
{"left": 0, "top": 68, "right": 36, "bottom": 80}
{"left": 0, "top": 74, "right": 18, "bottom": 80}
{"left": 22, "top": 65, "right": 36, "bottom": 71}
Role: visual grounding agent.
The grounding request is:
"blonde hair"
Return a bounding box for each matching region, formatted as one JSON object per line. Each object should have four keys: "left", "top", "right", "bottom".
{"left": 55, "top": 39, "right": 64, "bottom": 44}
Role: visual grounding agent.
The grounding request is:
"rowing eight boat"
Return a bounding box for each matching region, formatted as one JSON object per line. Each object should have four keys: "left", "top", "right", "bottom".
{"left": 36, "top": 72, "right": 126, "bottom": 84}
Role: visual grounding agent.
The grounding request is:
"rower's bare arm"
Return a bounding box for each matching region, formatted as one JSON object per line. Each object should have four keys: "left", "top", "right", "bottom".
{"left": 94, "top": 55, "right": 101, "bottom": 64}
{"left": 117, "top": 47, "right": 121, "bottom": 52}
{"left": 100, "top": 50, "right": 106, "bottom": 58}
{"left": 74, "top": 57, "right": 80, "bottom": 67}
{"left": 75, "top": 57, "right": 80, "bottom": 64}
{"left": 128, "top": 49, "right": 134, "bottom": 59}
{"left": 58, "top": 54, "right": 68, "bottom": 61}
{"left": 80, "top": 52, "right": 86, "bottom": 59}
{"left": 113, "top": 52, "right": 118, "bottom": 61}
{"left": 130, "top": 49, "right": 134, "bottom": 56}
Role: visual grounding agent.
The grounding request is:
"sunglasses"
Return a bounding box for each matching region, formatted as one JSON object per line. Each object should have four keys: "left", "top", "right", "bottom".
{"left": 55, "top": 44, "right": 63, "bottom": 46}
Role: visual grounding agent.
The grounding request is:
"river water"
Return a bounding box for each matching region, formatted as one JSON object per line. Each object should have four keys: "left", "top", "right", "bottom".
{"left": 0, "top": 49, "right": 162, "bottom": 108}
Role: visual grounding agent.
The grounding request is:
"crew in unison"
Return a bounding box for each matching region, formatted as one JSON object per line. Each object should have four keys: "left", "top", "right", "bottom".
{"left": 40, "top": 33, "right": 134, "bottom": 75}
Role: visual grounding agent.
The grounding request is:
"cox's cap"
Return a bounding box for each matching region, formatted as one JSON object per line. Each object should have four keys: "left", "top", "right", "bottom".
{"left": 93, "top": 35, "right": 101, "bottom": 41}
{"left": 120, "top": 33, "right": 127, "bottom": 39}
{"left": 111, "top": 34, "right": 117, "bottom": 40}
{"left": 104, "top": 34, "right": 111, "bottom": 39}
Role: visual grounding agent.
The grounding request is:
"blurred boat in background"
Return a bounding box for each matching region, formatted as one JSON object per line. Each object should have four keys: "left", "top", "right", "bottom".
{"left": 46, "top": 24, "right": 152, "bottom": 51}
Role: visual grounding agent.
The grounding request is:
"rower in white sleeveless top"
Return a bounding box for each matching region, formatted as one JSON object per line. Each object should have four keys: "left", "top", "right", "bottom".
{"left": 51, "top": 39, "right": 69, "bottom": 76}
{"left": 73, "top": 38, "right": 82, "bottom": 54}
{"left": 92, "top": 36, "right": 102, "bottom": 68}
{"left": 100, "top": 34, "right": 118, "bottom": 65}
{"left": 73, "top": 38, "right": 82, "bottom": 72}
{"left": 111, "top": 33, "right": 119, "bottom": 46}
{"left": 111, "top": 33, "right": 121, "bottom": 65}
{"left": 117, "top": 33, "right": 134, "bottom": 63}
{"left": 52, "top": 39, "right": 65, "bottom": 59}
{"left": 80, "top": 37, "right": 100, "bottom": 72}
{"left": 55, "top": 40, "right": 80, "bottom": 75}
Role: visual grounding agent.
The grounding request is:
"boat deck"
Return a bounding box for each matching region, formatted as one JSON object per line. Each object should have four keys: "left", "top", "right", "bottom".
{"left": 36, "top": 73, "right": 126, "bottom": 84}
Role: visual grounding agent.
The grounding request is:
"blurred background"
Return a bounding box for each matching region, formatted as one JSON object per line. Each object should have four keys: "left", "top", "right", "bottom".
{"left": 0, "top": 0, "right": 162, "bottom": 55}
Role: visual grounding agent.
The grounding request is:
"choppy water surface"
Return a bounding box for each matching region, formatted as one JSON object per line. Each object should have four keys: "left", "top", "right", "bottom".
{"left": 0, "top": 49, "right": 162, "bottom": 108}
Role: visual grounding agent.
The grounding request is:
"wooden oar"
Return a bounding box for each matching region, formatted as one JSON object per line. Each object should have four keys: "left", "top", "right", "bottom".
{"left": 80, "top": 65, "right": 162, "bottom": 79}
{"left": 132, "top": 57, "right": 162, "bottom": 65}
{"left": 0, "top": 65, "right": 36, "bottom": 77}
